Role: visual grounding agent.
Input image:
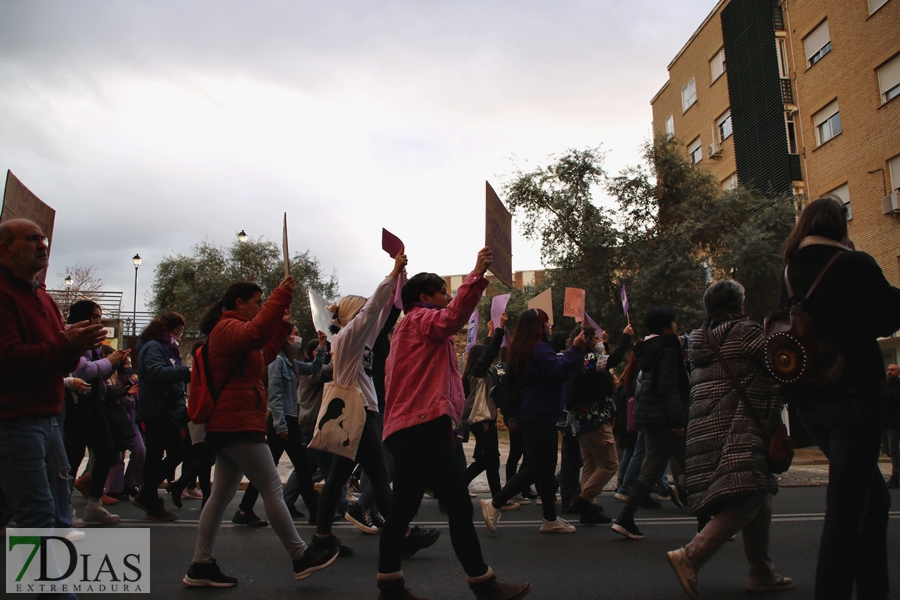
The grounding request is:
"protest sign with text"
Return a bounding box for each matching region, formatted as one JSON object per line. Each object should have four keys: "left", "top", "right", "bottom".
{"left": 563, "top": 287, "right": 586, "bottom": 322}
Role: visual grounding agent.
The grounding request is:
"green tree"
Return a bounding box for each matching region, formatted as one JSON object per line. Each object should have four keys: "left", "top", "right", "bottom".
{"left": 149, "top": 238, "right": 338, "bottom": 343}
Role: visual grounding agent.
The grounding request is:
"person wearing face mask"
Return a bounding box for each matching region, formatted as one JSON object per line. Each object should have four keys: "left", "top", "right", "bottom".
{"left": 232, "top": 327, "right": 328, "bottom": 527}
{"left": 132, "top": 312, "right": 191, "bottom": 521}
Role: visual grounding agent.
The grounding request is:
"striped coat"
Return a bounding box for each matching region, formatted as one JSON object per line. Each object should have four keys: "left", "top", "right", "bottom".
{"left": 686, "top": 317, "right": 780, "bottom": 515}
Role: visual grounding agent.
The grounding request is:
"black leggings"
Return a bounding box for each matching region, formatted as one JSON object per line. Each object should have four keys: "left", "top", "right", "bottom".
{"left": 381, "top": 416, "right": 487, "bottom": 576}
{"left": 493, "top": 421, "right": 559, "bottom": 521}
{"left": 241, "top": 414, "right": 318, "bottom": 515}
{"left": 465, "top": 421, "right": 502, "bottom": 496}
{"left": 137, "top": 418, "right": 184, "bottom": 502}
{"left": 63, "top": 396, "right": 115, "bottom": 500}
{"left": 315, "top": 409, "right": 391, "bottom": 536}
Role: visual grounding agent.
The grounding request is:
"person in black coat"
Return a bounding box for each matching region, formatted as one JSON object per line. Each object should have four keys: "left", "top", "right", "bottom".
{"left": 778, "top": 195, "right": 900, "bottom": 600}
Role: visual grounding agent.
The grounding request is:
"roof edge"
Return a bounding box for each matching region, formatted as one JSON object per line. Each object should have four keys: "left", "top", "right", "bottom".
{"left": 666, "top": 0, "right": 729, "bottom": 71}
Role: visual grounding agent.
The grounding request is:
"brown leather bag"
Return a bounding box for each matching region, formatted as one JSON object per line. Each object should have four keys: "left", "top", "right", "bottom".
{"left": 708, "top": 329, "right": 794, "bottom": 474}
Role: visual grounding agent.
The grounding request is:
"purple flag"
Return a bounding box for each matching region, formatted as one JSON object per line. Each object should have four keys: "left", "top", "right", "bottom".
{"left": 465, "top": 310, "right": 479, "bottom": 353}
{"left": 382, "top": 228, "right": 404, "bottom": 258}
{"left": 393, "top": 269, "right": 406, "bottom": 310}
{"left": 583, "top": 312, "right": 604, "bottom": 339}
{"left": 491, "top": 293, "right": 511, "bottom": 348}
{"left": 620, "top": 284, "right": 630, "bottom": 316}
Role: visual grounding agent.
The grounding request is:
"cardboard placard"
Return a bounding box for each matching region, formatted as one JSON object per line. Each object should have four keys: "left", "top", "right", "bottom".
{"left": 527, "top": 288, "right": 554, "bottom": 326}
{"left": 485, "top": 182, "right": 513, "bottom": 289}
{"left": 2, "top": 171, "right": 56, "bottom": 282}
{"left": 563, "top": 287, "right": 586, "bottom": 322}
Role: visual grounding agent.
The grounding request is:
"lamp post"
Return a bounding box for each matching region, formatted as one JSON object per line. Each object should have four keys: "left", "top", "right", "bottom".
{"left": 132, "top": 254, "right": 142, "bottom": 335}
{"left": 237, "top": 230, "right": 247, "bottom": 279}
{"left": 64, "top": 275, "right": 73, "bottom": 311}
{"left": 64, "top": 275, "right": 73, "bottom": 288}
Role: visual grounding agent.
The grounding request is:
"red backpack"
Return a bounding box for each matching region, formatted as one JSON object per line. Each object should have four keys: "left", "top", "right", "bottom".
{"left": 187, "top": 341, "right": 245, "bottom": 425}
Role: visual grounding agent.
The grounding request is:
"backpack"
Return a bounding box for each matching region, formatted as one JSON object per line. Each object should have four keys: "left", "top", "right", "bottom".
{"left": 187, "top": 340, "right": 246, "bottom": 425}
{"left": 763, "top": 252, "right": 844, "bottom": 395}
{"left": 489, "top": 361, "right": 520, "bottom": 418}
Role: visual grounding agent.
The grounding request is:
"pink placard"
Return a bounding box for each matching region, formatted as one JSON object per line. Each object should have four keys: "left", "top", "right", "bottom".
{"left": 491, "top": 293, "right": 511, "bottom": 347}
{"left": 563, "top": 287, "right": 585, "bottom": 321}
{"left": 382, "top": 228, "right": 404, "bottom": 258}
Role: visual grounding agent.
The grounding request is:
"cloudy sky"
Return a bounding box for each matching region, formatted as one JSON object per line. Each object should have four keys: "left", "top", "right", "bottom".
{"left": 1, "top": 0, "right": 716, "bottom": 309}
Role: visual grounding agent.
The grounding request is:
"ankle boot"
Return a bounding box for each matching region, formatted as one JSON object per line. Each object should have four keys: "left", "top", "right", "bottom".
{"left": 377, "top": 572, "right": 430, "bottom": 600}
{"left": 467, "top": 568, "right": 532, "bottom": 600}
{"left": 573, "top": 497, "right": 600, "bottom": 524}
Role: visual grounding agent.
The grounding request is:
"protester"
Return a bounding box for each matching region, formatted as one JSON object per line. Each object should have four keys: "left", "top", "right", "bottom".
{"left": 885, "top": 363, "right": 900, "bottom": 489}
{"left": 666, "top": 280, "right": 792, "bottom": 599}
{"left": 378, "top": 247, "right": 531, "bottom": 600}
{"left": 66, "top": 299, "right": 129, "bottom": 524}
{"left": 564, "top": 323, "right": 633, "bottom": 524}
{"left": 0, "top": 218, "right": 106, "bottom": 600}
{"left": 778, "top": 196, "right": 900, "bottom": 599}
{"left": 612, "top": 306, "right": 690, "bottom": 540}
{"left": 311, "top": 252, "right": 439, "bottom": 560}
{"left": 482, "top": 308, "right": 587, "bottom": 534}
{"left": 183, "top": 277, "right": 338, "bottom": 587}
{"left": 132, "top": 312, "right": 191, "bottom": 521}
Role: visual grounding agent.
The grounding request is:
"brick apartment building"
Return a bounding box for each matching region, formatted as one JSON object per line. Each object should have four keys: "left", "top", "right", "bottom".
{"left": 650, "top": 0, "right": 900, "bottom": 364}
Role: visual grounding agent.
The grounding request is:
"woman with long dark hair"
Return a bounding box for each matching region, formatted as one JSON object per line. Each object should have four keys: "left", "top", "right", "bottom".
{"left": 777, "top": 196, "right": 900, "bottom": 599}
{"left": 481, "top": 308, "right": 587, "bottom": 534}
{"left": 132, "top": 311, "right": 190, "bottom": 521}
{"left": 182, "top": 277, "right": 338, "bottom": 588}
{"left": 65, "top": 300, "right": 129, "bottom": 525}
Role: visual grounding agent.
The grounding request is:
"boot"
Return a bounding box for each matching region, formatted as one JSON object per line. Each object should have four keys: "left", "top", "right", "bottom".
{"left": 377, "top": 572, "right": 430, "bottom": 600}
{"left": 573, "top": 497, "right": 600, "bottom": 524}
{"left": 467, "top": 567, "right": 532, "bottom": 600}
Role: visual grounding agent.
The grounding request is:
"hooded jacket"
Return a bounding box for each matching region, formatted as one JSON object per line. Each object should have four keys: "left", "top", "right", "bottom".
{"left": 136, "top": 338, "right": 190, "bottom": 422}
{"left": 632, "top": 333, "right": 690, "bottom": 429}
{"left": 686, "top": 318, "right": 780, "bottom": 515}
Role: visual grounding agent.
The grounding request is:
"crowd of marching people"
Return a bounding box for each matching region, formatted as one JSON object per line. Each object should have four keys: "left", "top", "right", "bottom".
{"left": 1, "top": 193, "right": 899, "bottom": 599}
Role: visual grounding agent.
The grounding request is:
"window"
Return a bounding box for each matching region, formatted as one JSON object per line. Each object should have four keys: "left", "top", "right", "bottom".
{"left": 868, "top": 0, "right": 889, "bottom": 14}
{"left": 828, "top": 183, "right": 851, "bottom": 221}
{"left": 776, "top": 39, "right": 789, "bottom": 78}
{"left": 786, "top": 112, "right": 799, "bottom": 154}
{"left": 721, "top": 173, "right": 738, "bottom": 192}
{"left": 889, "top": 154, "right": 900, "bottom": 192}
{"left": 717, "top": 109, "right": 733, "bottom": 141}
{"left": 682, "top": 78, "right": 697, "bottom": 112}
{"left": 877, "top": 54, "right": 900, "bottom": 104}
{"left": 665, "top": 115, "right": 675, "bottom": 139}
{"left": 804, "top": 20, "right": 831, "bottom": 67}
{"left": 813, "top": 100, "right": 841, "bottom": 146}
{"left": 688, "top": 137, "right": 702, "bottom": 164}
{"left": 710, "top": 48, "right": 726, "bottom": 82}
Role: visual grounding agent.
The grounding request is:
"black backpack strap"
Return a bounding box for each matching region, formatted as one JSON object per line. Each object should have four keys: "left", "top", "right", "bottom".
{"left": 787, "top": 251, "right": 844, "bottom": 307}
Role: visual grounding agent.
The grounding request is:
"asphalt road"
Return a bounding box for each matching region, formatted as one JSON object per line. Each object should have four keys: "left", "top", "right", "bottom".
{"left": 56, "top": 486, "right": 900, "bottom": 600}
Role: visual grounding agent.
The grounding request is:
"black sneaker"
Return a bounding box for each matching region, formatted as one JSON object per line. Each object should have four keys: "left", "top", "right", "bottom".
{"left": 401, "top": 526, "right": 440, "bottom": 558}
{"left": 183, "top": 559, "right": 238, "bottom": 587}
{"left": 165, "top": 481, "right": 185, "bottom": 509}
{"left": 293, "top": 545, "right": 339, "bottom": 580}
{"left": 611, "top": 516, "right": 644, "bottom": 540}
{"left": 310, "top": 533, "right": 353, "bottom": 558}
{"left": 132, "top": 496, "right": 178, "bottom": 521}
{"left": 370, "top": 510, "right": 386, "bottom": 529}
{"left": 232, "top": 510, "right": 268, "bottom": 527}
{"left": 345, "top": 503, "right": 379, "bottom": 534}
{"left": 287, "top": 504, "right": 306, "bottom": 519}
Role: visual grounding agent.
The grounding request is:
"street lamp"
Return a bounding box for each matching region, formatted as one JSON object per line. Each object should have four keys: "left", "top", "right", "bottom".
{"left": 132, "top": 254, "right": 142, "bottom": 336}
{"left": 64, "top": 275, "right": 73, "bottom": 288}
{"left": 237, "top": 230, "right": 248, "bottom": 279}
{"left": 238, "top": 230, "right": 248, "bottom": 243}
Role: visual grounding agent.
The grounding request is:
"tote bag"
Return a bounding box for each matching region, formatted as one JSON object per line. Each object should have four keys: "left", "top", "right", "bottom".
{"left": 466, "top": 377, "right": 494, "bottom": 426}
{"left": 308, "top": 380, "right": 366, "bottom": 460}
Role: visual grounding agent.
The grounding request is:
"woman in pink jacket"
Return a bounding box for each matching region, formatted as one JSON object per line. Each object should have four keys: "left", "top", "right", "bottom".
{"left": 377, "top": 247, "right": 532, "bottom": 600}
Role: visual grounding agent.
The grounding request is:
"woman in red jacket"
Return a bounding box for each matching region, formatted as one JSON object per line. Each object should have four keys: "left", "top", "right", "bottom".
{"left": 182, "top": 276, "right": 338, "bottom": 588}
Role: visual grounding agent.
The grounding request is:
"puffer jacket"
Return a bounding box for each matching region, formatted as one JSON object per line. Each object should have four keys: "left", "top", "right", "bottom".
{"left": 136, "top": 339, "right": 190, "bottom": 422}
{"left": 632, "top": 334, "right": 690, "bottom": 429}
{"left": 204, "top": 288, "right": 293, "bottom": 434}
{"left": 686, "top": 317, "right": 780, "bottom": 515}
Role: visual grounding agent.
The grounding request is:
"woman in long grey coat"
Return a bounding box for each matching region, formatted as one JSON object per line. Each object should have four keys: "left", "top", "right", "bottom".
{"left": 666, "top": 280, "right": 793, "bottom": 600}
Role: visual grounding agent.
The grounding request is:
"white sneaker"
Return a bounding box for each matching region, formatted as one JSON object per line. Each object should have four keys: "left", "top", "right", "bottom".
{"left": 509, "top": 494, "right": 531, "bottom": 505}
{"left": 500, "top": 501, "right": 521, "bottom": 511}
{"left": 83, "top": 504, "right": 120, "bottom": 525}
{"left": 614, "top": 493, "right": 629, "bottom": 502}
{"left": 540, "top": 517, "right": 576, "bottom": 533}
{"left": 65, "top": 529, "right": 86, "bottom": 542}
{"left": 480, "top": 499, "right": 501, "bottom": 533}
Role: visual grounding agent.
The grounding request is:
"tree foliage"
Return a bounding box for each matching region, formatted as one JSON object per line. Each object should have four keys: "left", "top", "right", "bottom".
{"left": 149, "top": 238, "right": 338, "bottom": 342}
{"left": 502, "top": 135, "right": 798, "bottom": 337}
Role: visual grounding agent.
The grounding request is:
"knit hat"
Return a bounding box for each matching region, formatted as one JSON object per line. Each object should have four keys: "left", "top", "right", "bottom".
{"left": 327, "top": 295, "right": 368, "bottom": 328}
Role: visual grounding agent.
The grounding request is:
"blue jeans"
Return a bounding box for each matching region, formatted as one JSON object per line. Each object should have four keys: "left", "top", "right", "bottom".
{"left": 617, "top": 430, "right": 646, "bottom": 496}
{"left": 0, "top": 416, "right": 76, "bottom": 599}
{"left": 800, "top": 398, "right": 890, "bottom": 600}
{"left": 48, "top": 418, "right": 73, "bottom": 528}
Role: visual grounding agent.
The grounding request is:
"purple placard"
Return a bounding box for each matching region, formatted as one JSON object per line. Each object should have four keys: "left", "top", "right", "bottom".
{"left": 620, "top": 284, "right": 630, "bottom": 316}
{"left": 491, "top": 293, "right": 511, "bottom": 348}
{"left": 465, "top": 310, "right": 479, "bottom": 353}
{"left": 382, "top": 228, "right": 404, "bottom": 258}
{"left": 583, "top": 312, "right": 604, "bottom": 339}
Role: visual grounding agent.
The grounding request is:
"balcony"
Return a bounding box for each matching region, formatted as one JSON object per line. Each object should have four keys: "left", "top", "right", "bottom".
{"left": 772, "top": 4, "right": 785, "bottom": 31}
{"left": 781, "top": 78, "right": 794, "bottom": 104}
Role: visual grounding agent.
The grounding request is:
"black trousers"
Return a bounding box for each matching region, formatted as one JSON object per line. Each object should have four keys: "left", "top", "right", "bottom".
{"left": 493, "top": 421, "right": 559, "bottom": 521}
{"left": 137, "top": 417, "right": 184, "bottom": 502}
{"left": 380, "top": 416, "right": 487, "bottom": 576}
{"left": 464, "top": 420, "right": 502, "bottom": 496}
{"left": 240, "top": 414, "right": 318, "bottom": 515}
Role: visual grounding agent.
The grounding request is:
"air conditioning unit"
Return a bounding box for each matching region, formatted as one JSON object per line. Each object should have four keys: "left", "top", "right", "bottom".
{"left": 707, "top": 143, "right": 723, "bottom": 158}
{"left": 882, "top": 191, "right": 900, "bottom": 215}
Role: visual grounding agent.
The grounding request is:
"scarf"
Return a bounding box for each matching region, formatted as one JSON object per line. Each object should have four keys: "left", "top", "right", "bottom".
{"left": 160, "top": 333, "right": 183, "bottom": 365}
{"left": 798, "top": 235, "right": 849, "bottom": 251}
{"left": 412, "top": 301, "right": 443, "bottom": 310}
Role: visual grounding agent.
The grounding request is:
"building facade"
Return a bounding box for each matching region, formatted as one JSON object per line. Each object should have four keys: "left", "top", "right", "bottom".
{"left": 650, "top": 0, "right": 900, "bottom": 363}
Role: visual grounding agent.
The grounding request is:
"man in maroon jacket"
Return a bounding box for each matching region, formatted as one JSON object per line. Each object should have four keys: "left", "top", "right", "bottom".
{"left": 0, "top": 219, "right": 106, "bottom": 542}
